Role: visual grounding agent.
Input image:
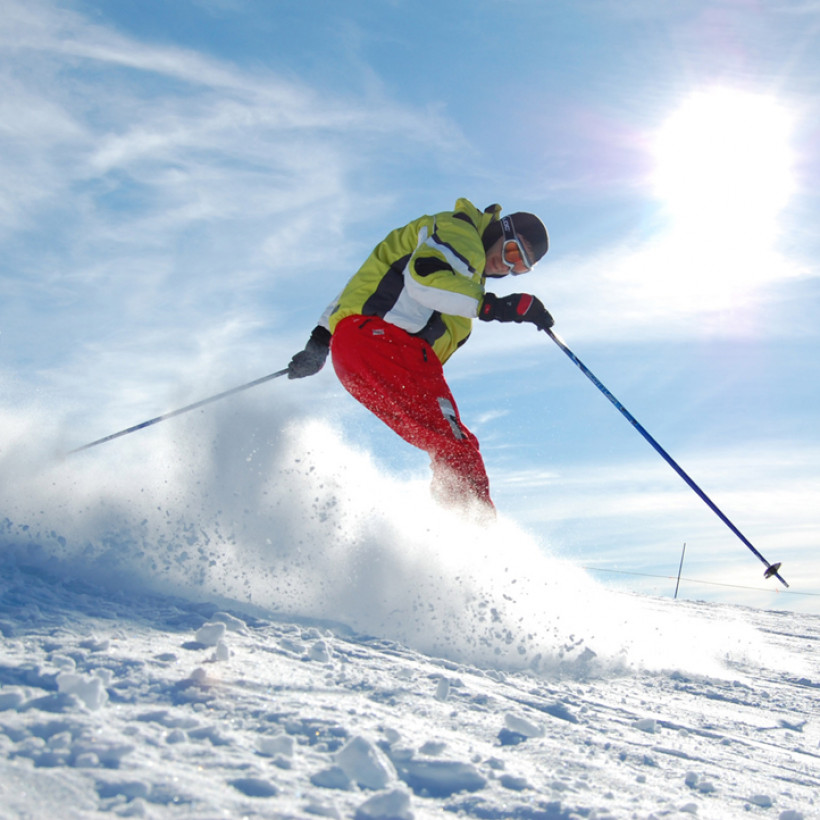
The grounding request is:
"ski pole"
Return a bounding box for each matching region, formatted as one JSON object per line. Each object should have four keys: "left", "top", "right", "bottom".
{"left": 544, "top": 328, "right": 788, "bottom": 588}
{"left": 68, "top": 368, "right": 289, "bottom": 455}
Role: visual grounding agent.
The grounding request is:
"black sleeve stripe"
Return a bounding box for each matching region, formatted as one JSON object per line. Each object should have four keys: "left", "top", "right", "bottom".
{"left": 414, "top": 257, "right": 454, "bottom": 278}
{"left": 453, "top": 211, "right": 476, "bottom": 228}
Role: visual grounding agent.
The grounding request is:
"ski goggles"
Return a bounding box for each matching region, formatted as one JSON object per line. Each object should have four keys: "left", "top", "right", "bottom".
{"left": 500, "top": 217, "right": 534, "bottom": 274}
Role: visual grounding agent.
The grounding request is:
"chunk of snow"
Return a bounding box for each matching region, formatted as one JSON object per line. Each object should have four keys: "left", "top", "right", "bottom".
{"left": 354, "top": 789, "right": 413, "bottom": 820}
{"left": 311, "top": 766, "right": 352, "bottom": 790}
{"left": 212, "top": 611, "right": 247, "bottom": 632}
{"left": 56, "top": 671, "right": 108, "bottom": 710}
{"left": 0, "top": 689, "right": 26, "bottom": 711}
{"left": 257, "top": 733, "right": 295, "bottom": 758}
{"left": 504, "top": 713, "right": 544, "bottom": 738}
{"left": 335, "top": 736, "right": 395, "bottom": 790}
{"left": 500, "top": 773, "right": 530, "bottom": 791}
{"left": 213, "top": 640, "right": 230, "bottom": 661}
{"left": 195, "top": 622, "right": 226, "bottom": 647}
{"left": 309, "top": 639, "right": 332, "bottom": 663}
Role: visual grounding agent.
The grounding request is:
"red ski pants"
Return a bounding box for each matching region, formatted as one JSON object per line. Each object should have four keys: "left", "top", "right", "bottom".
{"left": 330, "top": 315, "right": 493, "bottom": 509}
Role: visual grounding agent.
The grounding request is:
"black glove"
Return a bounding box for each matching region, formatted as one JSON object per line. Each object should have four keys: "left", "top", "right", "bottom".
{"left": 479, "top": 292, "right": 554, "bottom": 330}
{"left": 287, "top": 325, "right": 331, "bottom": 379}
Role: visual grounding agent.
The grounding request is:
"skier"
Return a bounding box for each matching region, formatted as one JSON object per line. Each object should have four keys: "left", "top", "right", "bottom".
{"left": 287, "top": 198, "right": 552, "bottom": 514}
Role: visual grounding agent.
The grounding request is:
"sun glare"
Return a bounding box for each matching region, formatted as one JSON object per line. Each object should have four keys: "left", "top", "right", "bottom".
{"left": 653, "top": 88, "right": 795, "bottom": 242}
{"left": 643, "top": 87, "right": 796, "bottom": 310}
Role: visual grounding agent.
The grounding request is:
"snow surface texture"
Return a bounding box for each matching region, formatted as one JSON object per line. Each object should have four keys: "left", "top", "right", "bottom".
{"left": 1, "top": 401, "right": 819, "bottom": 818}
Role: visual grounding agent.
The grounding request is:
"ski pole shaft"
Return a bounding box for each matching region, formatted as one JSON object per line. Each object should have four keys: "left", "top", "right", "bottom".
{"left": 68, "top": 368, "right": 289, "bottom": 455}
{"left": 545, "top": 328, "right": 788, "bottom": 588}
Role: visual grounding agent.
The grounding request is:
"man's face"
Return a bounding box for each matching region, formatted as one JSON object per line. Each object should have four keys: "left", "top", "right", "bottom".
{"left": 484, "top": 235, "right": 535, "bottom": 278}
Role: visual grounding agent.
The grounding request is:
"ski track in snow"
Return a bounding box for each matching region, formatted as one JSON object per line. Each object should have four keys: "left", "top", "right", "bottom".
{"left": 1, "top": 407, "right": 819, "bottom": 818}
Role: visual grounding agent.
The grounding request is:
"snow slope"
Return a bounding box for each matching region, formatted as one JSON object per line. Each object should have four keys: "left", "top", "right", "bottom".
{"left": 1, "top": 560, "right": 818, "bottom": 820}
{"left": 1, "top": 404, "right": 818, "bottom": 818}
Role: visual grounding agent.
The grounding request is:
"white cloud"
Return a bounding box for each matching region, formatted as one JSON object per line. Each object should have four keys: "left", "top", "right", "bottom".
{"left": 491, "top": 441, "right": 819, "bottom": 599}
{"left": 0, "top": 0, "right": 469, "bottom": 435}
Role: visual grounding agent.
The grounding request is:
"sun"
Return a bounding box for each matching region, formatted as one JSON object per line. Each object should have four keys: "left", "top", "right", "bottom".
{"left": 652, "top": 87, "right": 794, "bottom": 242}
{"left": 644, "top": 87, "right": 796, "bottom": 308}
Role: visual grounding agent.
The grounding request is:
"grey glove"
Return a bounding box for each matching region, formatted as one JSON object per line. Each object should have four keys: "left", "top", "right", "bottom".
{"left": 479, "top": 292, "right": 554, "bottom": 330}
{"left": 287, "top": 325, "right": 331, "bottom": 379}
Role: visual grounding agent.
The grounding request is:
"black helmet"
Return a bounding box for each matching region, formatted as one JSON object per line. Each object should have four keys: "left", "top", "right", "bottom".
{"left": 505, "top": 212, "right": 549, "bottom": 262}
{"left": 482, "top": 210, "right": 549, "bottom": 263}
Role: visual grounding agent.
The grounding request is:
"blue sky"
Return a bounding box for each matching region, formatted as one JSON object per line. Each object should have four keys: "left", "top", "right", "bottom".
{"left": 2, "top": 0, "right": 818, "bottom": 613}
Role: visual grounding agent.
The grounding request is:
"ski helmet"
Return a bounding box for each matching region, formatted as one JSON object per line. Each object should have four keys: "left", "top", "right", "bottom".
{"left": 506, "top": 212, "right": 549, "bottom": 262}
{"left": 482, "top": 210, "right": 549, "bottom": 263}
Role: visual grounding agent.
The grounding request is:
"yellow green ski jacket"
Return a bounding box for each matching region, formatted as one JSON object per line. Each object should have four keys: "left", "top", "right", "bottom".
{"left": 322, "top": 198, "right": 502, "bottom": 364}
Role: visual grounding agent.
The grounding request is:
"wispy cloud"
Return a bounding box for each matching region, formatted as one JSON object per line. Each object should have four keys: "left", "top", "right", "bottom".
{"left": 491, "top": 441, "right": 820, "bottom": 594}
{"left": 0, "top": 0, "right": 469, "bottom": 434}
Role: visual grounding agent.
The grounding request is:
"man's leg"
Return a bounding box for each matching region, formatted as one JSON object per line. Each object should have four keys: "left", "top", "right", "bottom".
{"left": 330, "top": 316, "right": 493, "bottom": 509}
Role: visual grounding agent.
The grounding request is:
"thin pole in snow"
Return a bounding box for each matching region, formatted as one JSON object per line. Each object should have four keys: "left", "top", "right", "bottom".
{"left": 674, "top": 543, "right": 687, "bottom": 599}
